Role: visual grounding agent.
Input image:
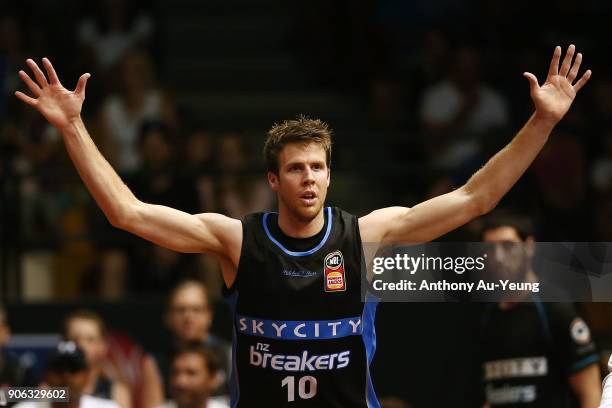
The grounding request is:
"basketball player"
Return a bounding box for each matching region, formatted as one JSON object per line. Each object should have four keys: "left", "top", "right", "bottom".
{"left": 478, "top": 211, "right": 600, "bottom": 407}
{"left": 15, "top": 45, "right": 590, "bottom": 407}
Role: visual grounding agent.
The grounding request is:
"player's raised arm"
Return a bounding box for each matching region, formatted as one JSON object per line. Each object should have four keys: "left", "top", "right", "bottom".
{"left": 15, "top": 58, "right": 242, "bottom": 268}
{"left": 360, "top": 45, "right": 591, "bottom": 244}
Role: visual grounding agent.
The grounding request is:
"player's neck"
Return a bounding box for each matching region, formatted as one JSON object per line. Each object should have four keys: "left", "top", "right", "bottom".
{"left": 277, "top": 207, "right": 325, "bottom": 238}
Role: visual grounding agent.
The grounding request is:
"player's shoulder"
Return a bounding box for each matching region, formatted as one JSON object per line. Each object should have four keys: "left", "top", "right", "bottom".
{"left": 196, "top": 212, "right": 242, "bottom": 228}
{"left": 539, "top": 300, "right": 577, "bottom": 320}
{"left": 537, "top": 301, "right": 587, "bottom": 337}
{"left": 331, "top": 206, "right": 357, "bottom": 220}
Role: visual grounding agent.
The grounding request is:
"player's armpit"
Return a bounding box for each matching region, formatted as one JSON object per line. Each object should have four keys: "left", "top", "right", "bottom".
{"left": 359, "top": 187, "right": 481, "bottom": 244}
{"left": 115, "top": 201, "right": 242, "bottom": 262}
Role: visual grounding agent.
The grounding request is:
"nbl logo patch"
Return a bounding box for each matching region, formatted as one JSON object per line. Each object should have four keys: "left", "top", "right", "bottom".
{"left": 570, "top": 317, "right": 591, "bottom": 345}
{"left": 324, "top": 250, "right": 346, "bottom": 292}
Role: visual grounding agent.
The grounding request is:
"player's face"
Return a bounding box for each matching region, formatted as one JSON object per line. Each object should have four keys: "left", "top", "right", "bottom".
{"left": 483, "top": 226, "right": 532, "bottom": 281}
{"left": 167, "top": 287, "right": 212, "bottom": 342}
{"left": 171, "top": 353, "right": 215, "bottom": 407}
{"left": 268, "top": 142, "right": 330, "bottom": 223}
{"left": 65, "top": 318, "right": 107, "bottom": 364}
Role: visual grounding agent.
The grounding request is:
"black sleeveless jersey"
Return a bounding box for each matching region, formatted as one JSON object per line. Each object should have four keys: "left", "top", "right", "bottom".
{"left": 224, "top": 207, "right": 380, "bottom": 407}
{"left": 478, "top": 298, "right": 598, "bottom": 407}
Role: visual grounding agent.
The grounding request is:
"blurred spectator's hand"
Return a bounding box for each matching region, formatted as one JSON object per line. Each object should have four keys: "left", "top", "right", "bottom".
{"left": 15, "top": 58, "right": 90, "bottom": 130}
{"left": 524, "top": 45, "right": 591, "bottom": 125}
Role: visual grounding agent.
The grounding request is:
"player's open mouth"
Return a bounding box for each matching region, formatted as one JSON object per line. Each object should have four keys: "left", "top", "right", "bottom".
{"left": 300, "top": 191, "right": 317, "bottom": 206}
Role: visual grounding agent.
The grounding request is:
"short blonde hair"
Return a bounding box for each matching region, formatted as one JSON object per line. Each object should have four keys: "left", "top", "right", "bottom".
{"left": 264, "top": 115, "right": 332, "bottom": 173}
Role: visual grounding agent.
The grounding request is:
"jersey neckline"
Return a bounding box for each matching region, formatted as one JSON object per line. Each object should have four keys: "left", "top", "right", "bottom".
{"left": 262, "top": 207, "right": 333, "bottom": 256}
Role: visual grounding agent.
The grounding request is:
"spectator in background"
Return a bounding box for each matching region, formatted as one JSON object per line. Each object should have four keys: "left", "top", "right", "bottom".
{"left": 63, "top": 309, "right": 168, "bottom": 408}
{"left": 77, "top": 0, "right": 154, "bottom": 73}
{"left": 0, "top": 305, "right": 36, "bottom": 390}
{"left": 531, "top": 129, "right": 589, "bottom": 239}
{"left": 63, "top": 310, "right": 133, "bottom": 408}
{"left": 419, "top": 46, "right": 509, "bottom": 170}
{"left": 178, "top": 124, "right": 225, "bottom": 292}
{"left": 413, "top": 28, "right": 450, "bottom": 88}
{"left": 97, "top": 49, "right": 176, "bottom": 173}
{"left": 210, "top": 133, "right": 273, "bottom": 219}
{"left": 161, "top": 281, "right": 230, "bottom": 399}
{"left": 14, "top": 341, "right": 119, "bottom": 408}
{"left": 477, "top": 211, "right": 601, "bottom": 408}
{"left": 103, "top": 331, "right": 164, "bottom": 408}
{"left": 125, "top": 121, "right": 205, "bottom": 294}
{"left": 131, "top": 121, "right": 199, "bottom": 213}
{"left": 158, "top": 343, "right": 227, "bottom": 408}
{"left": 182, "top": 124, "right": 216, "bottom": 212}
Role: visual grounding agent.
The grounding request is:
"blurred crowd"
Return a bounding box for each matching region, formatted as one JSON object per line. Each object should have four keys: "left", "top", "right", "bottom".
{"left": 1, "top": 0, "right": 611, "bottom": 300}
{"left": 1, "top": 0, "right": 275, "bottom": 300}
{"left": 0, "top": 282, "right": 234, "bottom": 408}
{"left": 1, "top": 1, "right": 612, "bottom": 406}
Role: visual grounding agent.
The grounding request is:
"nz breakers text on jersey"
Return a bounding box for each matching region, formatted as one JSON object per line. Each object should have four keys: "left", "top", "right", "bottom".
{"left": 224, "top": 207, "right": 380, "bottom": 407}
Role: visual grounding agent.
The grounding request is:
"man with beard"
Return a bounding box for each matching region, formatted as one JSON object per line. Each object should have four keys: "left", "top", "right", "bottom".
{"left": 477, "top": 211, "right": 601, "bottom": 408}
{"left": 15, "top": 45, "right": 591, "bottom": 407}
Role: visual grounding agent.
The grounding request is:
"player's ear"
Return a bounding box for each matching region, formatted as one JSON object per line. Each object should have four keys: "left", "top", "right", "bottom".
{"left": 326, "top": 167, "right": 331, "bottom": 187}
{"left": 268, "top": 171, "right": 279, "bottom": 191}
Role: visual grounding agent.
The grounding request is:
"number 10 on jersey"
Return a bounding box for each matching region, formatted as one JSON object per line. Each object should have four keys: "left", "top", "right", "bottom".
{"left": 281, "top": 375, "right": 317, "bottom": 402}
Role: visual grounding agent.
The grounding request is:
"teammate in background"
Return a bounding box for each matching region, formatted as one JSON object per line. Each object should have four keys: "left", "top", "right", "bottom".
{"left": 15, "top": 45, "right": 591, "bottom": 407}
{"left": 13, "top": 341, "right": 119, "bottom": 408}
{"left": 478, "top": 211, "right": 601, "bottom": 408}
{"left": 158, "top": 342, "right": 228, "bottom": 408}
{"left": 63, "top": 311, "right": 133, "bottom": 408}
{"left": 161, "top": 281, "right": 230, "bottom": 397}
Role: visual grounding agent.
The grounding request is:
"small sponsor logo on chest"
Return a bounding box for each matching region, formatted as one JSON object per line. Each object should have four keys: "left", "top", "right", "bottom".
{"left": 324, "top": 250, "right": 346, "bottom": 292}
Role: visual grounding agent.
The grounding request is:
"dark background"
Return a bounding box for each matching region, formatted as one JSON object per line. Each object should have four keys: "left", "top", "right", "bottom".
{"left": 2, "top": 0, "right": 612, "bottom": 406}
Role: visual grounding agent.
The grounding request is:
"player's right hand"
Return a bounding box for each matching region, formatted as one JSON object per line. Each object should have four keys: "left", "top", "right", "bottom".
{"left": 15, "top": 58, "right": 90, "bottom": 131}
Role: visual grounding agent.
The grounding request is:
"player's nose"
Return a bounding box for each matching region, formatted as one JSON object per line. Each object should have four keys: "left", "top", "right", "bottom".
{"left": 303, "top": 167, "right": 315, "bottom": 183}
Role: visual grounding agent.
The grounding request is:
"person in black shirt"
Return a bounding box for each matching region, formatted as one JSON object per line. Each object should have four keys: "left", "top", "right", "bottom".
{"left": 15, "top": 45, "right": 591, "bottom": 407}
{"left": 478, "top": 212, "right": 601, "bottom": 407}
{"left": 0, "top": 305, "right": 36, "bottom": 390}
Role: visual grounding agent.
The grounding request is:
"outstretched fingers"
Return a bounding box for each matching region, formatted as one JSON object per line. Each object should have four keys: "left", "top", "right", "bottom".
{"left": 18, "top": 70, "right": 41, "bottom": 96}
{"left": 15, "top": 91, "right": 37, "bottom": 107}
{"left": 566, "top": 53, "right": 582, "bottom": 83}
{"left": 74, "top": 73, "right": 91, "bottom": 96}
{"left": 523, "top": 72, "right": 540, "bottom": 92}
{"left": 547, "top": 46, "right": 562, "bottom": 79}
{"left": 42, "top": 58, "right": 61, "bottom": 85}
{"left": 573, "top": 69, "right": 592, "bottom": 92}
{"left": 26, "top": 59, "right": 49, "bottom": 87}
{"left": 559, "top": 44, "right": 576, "bottom": 77}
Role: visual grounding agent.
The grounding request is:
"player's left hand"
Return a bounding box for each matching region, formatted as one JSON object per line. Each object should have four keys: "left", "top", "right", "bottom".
{"left": 523, "top": 44, "right": 591, "bottom": 125}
